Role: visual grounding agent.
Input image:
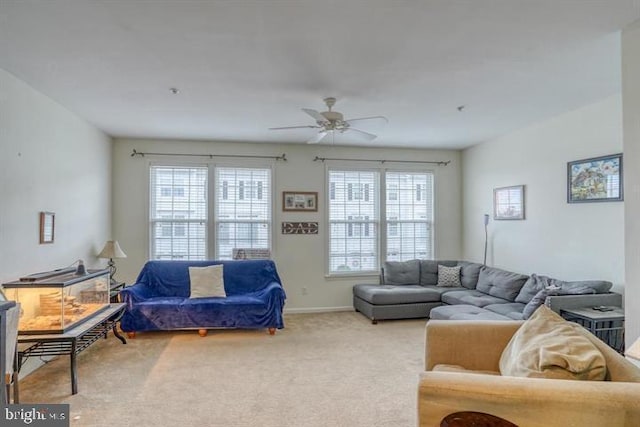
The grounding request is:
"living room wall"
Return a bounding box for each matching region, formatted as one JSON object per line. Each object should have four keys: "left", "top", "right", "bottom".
{"left": 112, "top": 139, "right": 462, "bottom": 311}
{"left": 0, "top": 69, "right": 112, "bottom": 284}
{"left": 622, "top": 19, "right": 640, "bottom": 350}
{"left": 462, "top": 95, "right": 624, "bottom": 291}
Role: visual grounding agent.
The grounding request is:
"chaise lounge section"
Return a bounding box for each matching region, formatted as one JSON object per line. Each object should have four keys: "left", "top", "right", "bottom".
{"left": 353, "top": 260, "right": 621, "bottom": 323}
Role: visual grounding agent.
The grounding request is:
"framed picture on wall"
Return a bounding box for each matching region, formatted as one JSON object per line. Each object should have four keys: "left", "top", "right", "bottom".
{"left": 567, "top": 153, "right": 623, "bottom": 203}
{"left": 493, "top": 185, "right": 525, "bottom": 220}
{"left": 282, "top": 191, "right": 318, "bottom": 212}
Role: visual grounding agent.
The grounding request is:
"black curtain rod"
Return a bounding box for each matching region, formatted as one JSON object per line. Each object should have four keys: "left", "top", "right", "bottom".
{"left": 313, "top": 156, "right": 450, "bottom": 166}
{"left": 130, "top": 149, "right": 287, "bottom": 161}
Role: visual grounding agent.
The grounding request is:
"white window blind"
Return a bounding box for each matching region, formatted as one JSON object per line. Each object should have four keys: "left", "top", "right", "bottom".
{"left": 150, "top": 166, "right": 208, "bottom": 260}
{"left": 215, "top": 167, "right": 271, "bottom": 259}
{"left": 385, "top": 171, "right": 433, "bottom": 261}
{"left": 328, "top": 170, "right": 379, "bottom": 273}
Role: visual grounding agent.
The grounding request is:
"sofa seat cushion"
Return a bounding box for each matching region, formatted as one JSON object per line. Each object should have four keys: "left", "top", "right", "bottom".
{"left": 429, "top": 304, "right": 511, "bottom": 320}
{"left": 441, "top": 289, "right": 509, "bottom": 307}
{"left": 353, "top": 284, "right": 446, "bottom": 305}
{"left": 124, "top": 293, "right": 274, "bottom": 331}
{"left": 484, "top": 302, "right": 526, "bottom": 320}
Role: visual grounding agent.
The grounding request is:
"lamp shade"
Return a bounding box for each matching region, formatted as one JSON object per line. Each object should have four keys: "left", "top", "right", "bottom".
{"left": 98, "top": 240, "right": 127, "bottom": 259}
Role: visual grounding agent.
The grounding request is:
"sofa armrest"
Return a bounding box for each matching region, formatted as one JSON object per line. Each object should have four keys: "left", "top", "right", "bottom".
{"left": 119, "top": 283, "right": 155, "bottom": 305}
{"left": 425, "top": 320, "right": 522, "bottom": 371}
{"left": 418, "top": 371, "right": 640, "bottom": 427}
{"left": 545, "top": 292, "right": 622, "bottom": 314}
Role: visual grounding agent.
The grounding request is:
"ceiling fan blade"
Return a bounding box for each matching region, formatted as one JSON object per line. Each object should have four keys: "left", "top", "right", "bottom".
{"left": 345, "top": 127, "right": 377, "bottom": 141}
{"left": 302, "top": 108, "right": 327, "bottom": 123}
{"left": 269, "top": 125, "right": 319, "bottom": 130}
{"left": 345, "top": 115, "right": 389, "bottom": 126}
{"left": 307, "top": 131, "right": 328, "bottom": 144}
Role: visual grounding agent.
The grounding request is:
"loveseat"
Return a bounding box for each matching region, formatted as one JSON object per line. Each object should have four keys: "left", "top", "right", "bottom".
{"left": 418, "top": 310, "right": 640, "bottom": 426}
{"left": 120, "top": 260, "right": 286, "bottom": 337}
{"left": 352, "top": 260, "right": 621, "bottom": 323}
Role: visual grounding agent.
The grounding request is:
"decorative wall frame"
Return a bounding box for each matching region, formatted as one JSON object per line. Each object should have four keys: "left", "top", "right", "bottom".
{"left": 282, "top": 191, "right": 318, "bottom": 212}
{"left": 282, "top": 222, "right": 319, "bottom": 235}
{"left": 567, "top": 153, "right": 623, "bottom": 203}
{"left": 39, "top": 211, "right": 55, "bottom": 244}
{"left": 493, "top": 185, "right": 525, "bottom": 220}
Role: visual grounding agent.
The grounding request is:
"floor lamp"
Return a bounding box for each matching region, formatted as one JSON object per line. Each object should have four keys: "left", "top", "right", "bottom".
{"left": 483, "top": 214, "right": 489, "bottom": 266}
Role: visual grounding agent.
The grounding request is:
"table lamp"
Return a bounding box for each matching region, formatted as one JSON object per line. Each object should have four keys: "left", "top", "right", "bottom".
{"left": 98, "top": 240, "right": 127, "bottom": 283}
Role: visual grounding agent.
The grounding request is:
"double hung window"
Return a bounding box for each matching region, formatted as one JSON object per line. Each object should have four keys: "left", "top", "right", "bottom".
{"left": 328, "top": 169, "right": 434, "bottom": 274}
{"left": 149, "top": 165, "right": 271, "bottom": 260}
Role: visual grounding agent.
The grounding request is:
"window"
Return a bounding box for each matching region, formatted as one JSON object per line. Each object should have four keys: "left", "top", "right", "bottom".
{"left": 385, "top": 172, "right": 433, "bottom": 261}
{"left": 215, "top": 167, "right": 271, "bottom": 259}
{"left": 328, "top": 170, "right": 379, "bottom": 273}
{"left": 327, "top": 169, "right": 434, "bottom": 274}
{"left": 150, "top": 166, "right": 208, "bottom": 260}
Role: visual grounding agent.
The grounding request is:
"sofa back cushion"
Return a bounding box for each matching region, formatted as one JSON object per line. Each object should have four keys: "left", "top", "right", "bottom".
{"left": 476, "top": 266, "right": 528, "bottom": 302}
{"left": 135, "top": 260, "right": 282, "bottom": 297}
{"left": 457, "top": 261, "right": 483, "bottom": 289}
{"left": 515, "top": 274, "right": 613, "bottom": 303}
{"left": 419, "top": 260, "right": 457, "bottom": 286}
{"left": 383, "top": 260, "right": 420, "bottom": 285}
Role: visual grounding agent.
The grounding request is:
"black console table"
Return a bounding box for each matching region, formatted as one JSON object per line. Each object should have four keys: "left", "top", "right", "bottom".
{"left": 17, "top": 303, "right": 126, "bottom": 396}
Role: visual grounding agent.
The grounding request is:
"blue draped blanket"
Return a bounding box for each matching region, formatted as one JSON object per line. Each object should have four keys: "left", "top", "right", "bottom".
{"left": 119, "top": 260, "right": 286, "bottom": 332}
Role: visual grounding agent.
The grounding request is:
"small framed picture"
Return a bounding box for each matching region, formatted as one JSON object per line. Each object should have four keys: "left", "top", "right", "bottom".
{"left": 493, "top": 185, "right": 525, "bottom": 220}
{"left": 282, "top": 191, "right": 318, "bottom": 212}
{"left": 567, "top": 153, "right": 623, "bottom": 203}
{"left": 40, "top": 211, "right": 55, "bottom": 244}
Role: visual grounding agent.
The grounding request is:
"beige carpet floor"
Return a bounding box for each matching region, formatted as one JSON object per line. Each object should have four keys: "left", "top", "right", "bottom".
{"left": 17, "top": 312, "right": 426, "bottom": 427}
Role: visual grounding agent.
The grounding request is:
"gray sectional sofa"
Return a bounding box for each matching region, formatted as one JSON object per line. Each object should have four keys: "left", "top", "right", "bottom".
{"left": 352, "top": 260, "right": 622, "bottom": 323}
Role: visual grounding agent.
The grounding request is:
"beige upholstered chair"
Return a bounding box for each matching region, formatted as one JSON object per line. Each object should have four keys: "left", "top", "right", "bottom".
{"left": 418, "top": 320, "right": 640, "bottom": 427}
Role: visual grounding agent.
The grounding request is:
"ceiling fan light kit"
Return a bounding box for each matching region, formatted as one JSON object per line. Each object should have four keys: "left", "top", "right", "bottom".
{"left": 269, "top": 97, "right": 388, "bottom": 144}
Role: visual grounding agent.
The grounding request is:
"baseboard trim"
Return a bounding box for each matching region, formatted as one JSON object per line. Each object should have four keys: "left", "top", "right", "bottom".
{"left": 284, "top": 306, "right": 354, "bottom": 314}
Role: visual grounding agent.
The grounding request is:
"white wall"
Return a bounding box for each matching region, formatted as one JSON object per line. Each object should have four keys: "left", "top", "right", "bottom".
{"left": 462, "top": 95, "right": 624, "bottom": 290}
{"left": 113, "top": 139, "right": 462, "bottom": 311}
{"left": 0, "top": 69, "right": 112, "bottom": 284}
{"left": 622, "top": 19, "right": 640, "bottom": 349}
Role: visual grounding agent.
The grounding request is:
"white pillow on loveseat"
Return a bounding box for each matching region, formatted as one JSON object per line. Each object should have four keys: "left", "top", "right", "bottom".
{"left": 189, "top": 265, "right": 226, "bottom": 298}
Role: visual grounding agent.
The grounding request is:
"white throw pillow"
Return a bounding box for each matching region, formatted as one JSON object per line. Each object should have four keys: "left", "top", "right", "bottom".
{"left": 189, "top": 265, "right": 226, "bottom": 298}
{"left": 437, "top": 265, "right": 462, "bottom": 287}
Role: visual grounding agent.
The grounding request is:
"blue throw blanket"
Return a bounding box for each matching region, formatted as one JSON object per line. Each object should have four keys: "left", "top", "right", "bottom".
{"left": 119, "top": 260, "right": 286, "bottom": 332}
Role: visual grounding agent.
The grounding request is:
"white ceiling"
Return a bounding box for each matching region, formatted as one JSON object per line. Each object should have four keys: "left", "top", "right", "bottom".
{"left": 1, "top": 0, "right": 639, "bottom": 149}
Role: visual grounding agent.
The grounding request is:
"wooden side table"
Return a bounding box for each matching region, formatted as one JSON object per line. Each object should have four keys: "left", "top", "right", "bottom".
{"left": 441, "top": 411, "right": 517, "bottom": 427}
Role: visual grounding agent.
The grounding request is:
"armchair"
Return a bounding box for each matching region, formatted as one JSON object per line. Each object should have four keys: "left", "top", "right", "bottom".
{"left": 419, "top": 320, "right": 640, "bottom": 427}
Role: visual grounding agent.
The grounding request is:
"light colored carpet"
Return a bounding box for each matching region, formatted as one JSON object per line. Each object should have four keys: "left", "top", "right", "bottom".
{"left": 17, "top": 312, "right": 426, "bottom": 427}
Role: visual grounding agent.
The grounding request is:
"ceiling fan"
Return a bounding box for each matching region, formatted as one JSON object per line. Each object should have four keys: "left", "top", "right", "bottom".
{"left": 269, "top": 97, "right": 388, "bottom": 144}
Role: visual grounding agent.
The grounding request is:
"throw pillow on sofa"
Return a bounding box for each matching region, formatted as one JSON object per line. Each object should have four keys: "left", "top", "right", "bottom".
{"left": 499, "top": 305, "right": 606, "bottom": 381}
{"left": 522, "top": 285, "right": 560, "bottom": 319}
{"left": 437, "top": 265, "right": 462, "bottom": 287}
{"left": 189, "top": 265, "right": 227, "bottom": 298}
